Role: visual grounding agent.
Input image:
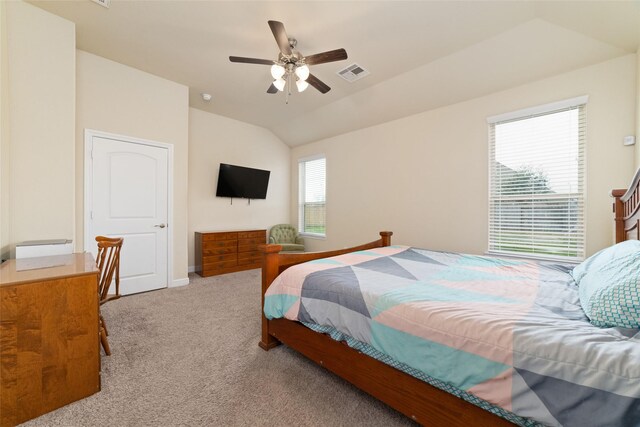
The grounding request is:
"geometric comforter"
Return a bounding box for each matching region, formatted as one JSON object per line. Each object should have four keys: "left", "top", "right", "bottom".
{"left": 264, "top": 246, "right": 640, "bottom": 426}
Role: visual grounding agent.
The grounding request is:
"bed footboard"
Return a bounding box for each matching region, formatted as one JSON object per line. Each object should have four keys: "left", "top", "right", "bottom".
{"left": 258, "top": 231, "right": 392, "bottom": 350}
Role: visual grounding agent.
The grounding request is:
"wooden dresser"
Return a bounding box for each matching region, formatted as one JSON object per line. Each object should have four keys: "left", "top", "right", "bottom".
{"left": 195, "top": 229, "right": 266, "bottom": 277}
{"left": 0, "top": 253, "right": 100, "bottom": 427}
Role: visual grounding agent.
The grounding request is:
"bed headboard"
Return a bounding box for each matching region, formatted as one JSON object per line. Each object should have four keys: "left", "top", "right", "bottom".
{"left": 612, "top": 168, "right": 640, "bottom": 242}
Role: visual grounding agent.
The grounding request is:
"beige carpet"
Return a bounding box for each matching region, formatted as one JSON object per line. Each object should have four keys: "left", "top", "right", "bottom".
{"left": 23, "top": 270, "right": 414, "bottom": 426}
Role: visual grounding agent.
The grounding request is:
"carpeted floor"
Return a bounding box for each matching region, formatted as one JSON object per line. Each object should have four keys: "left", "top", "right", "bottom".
{"left": 23, "top": 270, "right": 414, "bottom": 426}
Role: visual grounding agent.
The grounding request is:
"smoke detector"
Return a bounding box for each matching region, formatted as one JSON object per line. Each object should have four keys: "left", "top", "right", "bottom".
{"left": 336, "top": 63, "right": 369, "bottom": 82}
{"left": 90, "top": 0, "right": 111, "bottom": 8}
{"left": 201, "top": 93, "right": 212, "bottom": 102}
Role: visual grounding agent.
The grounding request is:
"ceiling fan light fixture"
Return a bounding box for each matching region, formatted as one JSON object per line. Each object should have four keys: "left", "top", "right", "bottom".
{"left": 296, "top": 79, "right": 309, "bottom": 92}
{"left": 273, "top": 78, "right": 286, "bottom": 91}
{"left": 229, "top": 21, "right": 348, "bottom": 100}
{"left": 295, "top": 64, "right": 309, "bottom": 81}
{"left": 270, "top": 64, "right": 286, "bottom": 79}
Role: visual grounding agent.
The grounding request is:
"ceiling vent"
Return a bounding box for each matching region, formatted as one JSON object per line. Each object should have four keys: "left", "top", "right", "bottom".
{"left": 91, "top": 0, "right": 111, "bottom": 8}
{"left": 336, "top": 63, "right": 369, "bottom": 82}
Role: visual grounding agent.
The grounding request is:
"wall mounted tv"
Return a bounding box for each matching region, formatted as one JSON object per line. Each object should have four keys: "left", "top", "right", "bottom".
{"left": 215, "top": 163, "right": 271, "bottom": 200}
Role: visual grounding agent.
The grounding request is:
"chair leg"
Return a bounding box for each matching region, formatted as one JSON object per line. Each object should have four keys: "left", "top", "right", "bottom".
{"left": 100, "top": 314, "right": 109, "bottom": 336}
{"left": 100, "top": 326, "right": 111, "bottom": 356}
{"left": 99, "top": 318, "right": 111, "bottom": 356}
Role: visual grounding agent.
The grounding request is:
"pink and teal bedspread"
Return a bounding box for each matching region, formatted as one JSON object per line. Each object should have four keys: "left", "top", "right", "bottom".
{"left": 264, "top": 245, "right": 640, "bottom": 426}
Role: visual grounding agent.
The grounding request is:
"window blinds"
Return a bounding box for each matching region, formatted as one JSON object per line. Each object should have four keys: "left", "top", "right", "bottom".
{"left": 298, "top": 157, "right": 326, "bottom": 236}
{"left": 488, "top": 102, "right": 586, "bottom": 261}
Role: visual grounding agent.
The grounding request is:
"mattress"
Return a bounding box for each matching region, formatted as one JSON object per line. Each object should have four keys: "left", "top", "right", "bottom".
{"left": 264, "top": 245, "right": 640, "bottom": 426}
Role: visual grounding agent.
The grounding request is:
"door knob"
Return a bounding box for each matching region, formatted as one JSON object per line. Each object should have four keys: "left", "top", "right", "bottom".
{"left": 154, "top": 224, "right": 167, "bottom": 228}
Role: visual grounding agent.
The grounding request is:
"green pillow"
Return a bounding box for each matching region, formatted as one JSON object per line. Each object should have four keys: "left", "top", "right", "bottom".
{"left": 578, "top": 251, "right": 640, "bottom": 329}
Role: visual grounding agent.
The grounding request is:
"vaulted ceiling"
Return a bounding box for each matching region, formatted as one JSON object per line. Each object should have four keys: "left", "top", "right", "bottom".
{"left": 30, "top": 1, "right": 640, "bottom": 146}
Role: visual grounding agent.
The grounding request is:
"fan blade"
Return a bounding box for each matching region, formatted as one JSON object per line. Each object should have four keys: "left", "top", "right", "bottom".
{"left": 305, "top": 48, "right": 348, "bottom": 66}
{"left": 267, "top": 83, "right": 278, "bottom": 94}
{"left": 229, "top": 56, "right": 274, "bottom": 65}
{"left": 268, "top": 20, "right": 292, "bottom": 56}
{"left": 306, "top": 74, "right": 331, "bottom": 94}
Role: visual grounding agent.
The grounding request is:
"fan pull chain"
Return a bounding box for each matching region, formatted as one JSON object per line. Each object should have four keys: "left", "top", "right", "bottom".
{"left": 285, "top": 73, "right": 291, "bottom": 104}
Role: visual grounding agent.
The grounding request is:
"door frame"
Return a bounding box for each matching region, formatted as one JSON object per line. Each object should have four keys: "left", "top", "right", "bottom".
{"left": 84, "top": 128, "right": 174, "bottom": 289}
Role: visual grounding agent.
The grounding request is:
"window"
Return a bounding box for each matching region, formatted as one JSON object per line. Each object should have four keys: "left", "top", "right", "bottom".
{"left": 488, "top": 96, "right": 586, "bottom": 261}
{"left": 298, "top": 156, "right": 326, "bottom": 237}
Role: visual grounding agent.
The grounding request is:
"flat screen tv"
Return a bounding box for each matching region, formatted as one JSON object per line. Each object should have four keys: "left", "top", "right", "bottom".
{"left": 215, "top": 163, "right": 270, "bottom": 199}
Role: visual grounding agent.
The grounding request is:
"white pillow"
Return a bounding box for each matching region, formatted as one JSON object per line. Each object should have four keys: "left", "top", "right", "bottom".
{"left": 572, "top": 240, "right": 640, "bottom": 329}
{"left": 571, "top": 240, "right": 640, "bottom": 284}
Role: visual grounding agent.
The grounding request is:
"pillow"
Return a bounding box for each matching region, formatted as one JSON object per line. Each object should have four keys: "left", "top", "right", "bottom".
{"left": 571, "top": 240, "right": 640, "bottom": 284}
{"left": 578, "top": 251, "right": 640, "bottom": 329}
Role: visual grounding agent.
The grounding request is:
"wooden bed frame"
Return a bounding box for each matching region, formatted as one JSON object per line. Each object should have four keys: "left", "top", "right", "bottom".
{"left": 257, "top": 169, "right": 640, "bottom": 426}
{"left": 612, "top": 167, "right": 640, "bottom": 243}
{"left": 258, "top": 232, "right": 512, "bottom": 426}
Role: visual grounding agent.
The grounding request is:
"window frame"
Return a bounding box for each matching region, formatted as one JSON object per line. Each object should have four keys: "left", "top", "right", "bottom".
{"left": 298, "top": 154, "right": 327, "bottom": 239}
{"left": 487, "top": 96, "right": 587, "bottom": 262}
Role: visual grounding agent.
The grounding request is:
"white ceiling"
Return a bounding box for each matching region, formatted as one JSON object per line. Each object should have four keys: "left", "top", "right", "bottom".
{"left": 29, "top": 1, "right": 640, "bottom": 146}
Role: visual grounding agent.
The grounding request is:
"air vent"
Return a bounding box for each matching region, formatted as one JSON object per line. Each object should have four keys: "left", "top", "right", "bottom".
{"left": 91, "top": 0, "right": 111, "bottom": 8}
{"left": 336, "top": 63, "right": 370, "bottom": 82}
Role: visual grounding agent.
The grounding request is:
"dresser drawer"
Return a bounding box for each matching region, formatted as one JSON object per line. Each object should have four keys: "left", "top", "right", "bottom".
{"left": 202, "top": 246, "right": 235, "bottom": 256}
{"left": 237, "top": 255, "right": 261, "bottom": 266}
{"left": 238, "top": 237, "right": 264, "bottom": 245}
{"left": 203, "top": 253, "right": 237, "bottom": 264}
{"left": 238, "top": 236, "right": 264, "bottom": 253}
{"left": 202, "top": 259, "right": 238, "bottom": 272}
{"left": 239, "top": 244, "right": 261, "bottom": 253}
{"left": 238, "top": 250, "right": 260, "bottom": 260}
{"left": 203, "top": 240, "right": 237, "bottom": 250}
{"left": 202, "top": 232, "right": 238, "bottom": 241}
{"left": 238, "top": 231, "right": 265, "bottom": 239}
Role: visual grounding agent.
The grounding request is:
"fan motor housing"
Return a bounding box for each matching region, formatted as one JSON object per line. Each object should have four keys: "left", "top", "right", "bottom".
{"left": 278, "top": 51, "right": 303, "bottom": 65}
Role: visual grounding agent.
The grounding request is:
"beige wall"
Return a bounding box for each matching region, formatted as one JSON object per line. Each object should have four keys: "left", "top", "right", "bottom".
{"left": 636, "top": 50, "right": 640, "bottom": 169}
{"left": 76, "top": 50, "right": 189, "bottom": 284}
{"left": 187, "top": 108, "right": 290, "bottom": 269}
{"left": 292, "top": 54, "right": 637, "bottom": 257}
{"left": 2, "top": 1, "right": 75, "bottom": 258}
{"left": 0, "top": 0, "right": 8, "bottom": 260}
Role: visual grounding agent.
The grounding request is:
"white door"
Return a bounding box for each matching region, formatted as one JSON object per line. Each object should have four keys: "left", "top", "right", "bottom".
{"left": 86, "top": 134, "right": 169, "bottom": 295}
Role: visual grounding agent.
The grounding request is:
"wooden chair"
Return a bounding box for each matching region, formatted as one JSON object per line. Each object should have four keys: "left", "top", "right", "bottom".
{"left": 95, "top": 236, "right": 123, "bottom": 356}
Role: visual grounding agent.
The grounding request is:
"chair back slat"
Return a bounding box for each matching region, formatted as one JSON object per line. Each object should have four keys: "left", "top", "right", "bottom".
{"left": 96, "top": 236, "right": 123, "bottom": 303}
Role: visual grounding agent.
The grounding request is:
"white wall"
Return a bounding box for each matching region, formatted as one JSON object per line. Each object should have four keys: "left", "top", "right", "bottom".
{"left": 2, "top": 1, "right": 75, "bottom": 258}
{"left": 187, "top": 108, "right": 290, "bottom": 270}
{"left": 76, "top": 50, "right": 189, "bottom": 284}
{"left": 291, "top": 54, "right": 637, "bottom": 257}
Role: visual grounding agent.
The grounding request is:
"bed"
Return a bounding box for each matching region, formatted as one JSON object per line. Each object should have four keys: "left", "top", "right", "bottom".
{"left": 258, "top": 171, "right": 640, "bottom": 426}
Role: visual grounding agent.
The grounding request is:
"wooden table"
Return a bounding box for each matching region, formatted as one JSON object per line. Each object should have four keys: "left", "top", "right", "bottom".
{"left": 0, "top": 253, "right": 101, "bottom": 427}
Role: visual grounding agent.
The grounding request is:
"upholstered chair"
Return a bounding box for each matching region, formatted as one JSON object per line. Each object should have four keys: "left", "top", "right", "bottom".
{"left": 269, "top": 224, "right": 305, "bottom": 252}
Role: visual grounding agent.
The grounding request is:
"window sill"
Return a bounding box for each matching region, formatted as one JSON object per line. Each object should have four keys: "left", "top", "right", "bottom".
{"left": 485, "top": 250, "right": 582, "bottom": 265}
{"left": 300, "top": 233, "right": 326, "bottom": 240}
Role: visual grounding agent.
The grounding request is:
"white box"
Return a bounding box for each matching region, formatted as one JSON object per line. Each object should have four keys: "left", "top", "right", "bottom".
{"left": 15, "top": 239, "right": 73, "bottom": 259}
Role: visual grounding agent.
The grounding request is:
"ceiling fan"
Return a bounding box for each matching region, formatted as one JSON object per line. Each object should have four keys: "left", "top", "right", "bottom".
{"left": 229, "top": 20, "right": 348, "bottom": 100}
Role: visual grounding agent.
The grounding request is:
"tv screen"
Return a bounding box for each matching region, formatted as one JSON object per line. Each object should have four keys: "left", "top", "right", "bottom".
{"left": 216, "top": 163, "right": 270, "bottom": 199}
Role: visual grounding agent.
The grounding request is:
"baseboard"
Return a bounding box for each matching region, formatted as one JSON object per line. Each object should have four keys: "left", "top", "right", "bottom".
{"left": 188, "top": 265, "right": 195, "bottom": 273}
{"left": 171, "top": 277, "right": 189, "bottom": 287}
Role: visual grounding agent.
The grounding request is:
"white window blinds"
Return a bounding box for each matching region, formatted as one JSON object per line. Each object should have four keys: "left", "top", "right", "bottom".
{"left": 298, "top": 157, "right": 326, "bottom": 236}
{"left": 488, "top": 99, "right": 586, "bottom": 261}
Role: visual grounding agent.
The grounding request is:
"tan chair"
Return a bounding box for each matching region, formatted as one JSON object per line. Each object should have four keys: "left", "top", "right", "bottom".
{"left": 96, "top": 236, "right": 123, "bottom": 356}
